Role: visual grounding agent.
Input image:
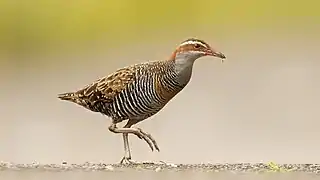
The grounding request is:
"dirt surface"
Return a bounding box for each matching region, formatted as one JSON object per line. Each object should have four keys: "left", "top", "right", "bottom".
{"left": 1, "top": 162, "right": 320, "bottom": 173}
{"left": 1, "top": 162, "right": 319, "bottom": 180}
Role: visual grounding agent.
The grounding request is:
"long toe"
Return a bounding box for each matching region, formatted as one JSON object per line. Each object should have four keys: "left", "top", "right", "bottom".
{"left": 135, "top": 129, "right": 154, "bottom": 151}
{"left": 137, "top": 128, "right": 160, "bottom": 152}
{"left": 145, "top": 133, "right": 160, "bottom": 152}
{"left": 140, "top": 133, "right": 154, "bottom": 151}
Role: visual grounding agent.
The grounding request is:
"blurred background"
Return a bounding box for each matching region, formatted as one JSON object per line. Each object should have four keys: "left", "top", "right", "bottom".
{"left": 0, "top": 0, "right": 319, "bottom": 165}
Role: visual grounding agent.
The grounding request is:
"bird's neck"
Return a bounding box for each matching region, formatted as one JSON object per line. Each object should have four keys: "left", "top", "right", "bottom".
{"left": 173, "top": 54, "right": 197, "bottom": 87}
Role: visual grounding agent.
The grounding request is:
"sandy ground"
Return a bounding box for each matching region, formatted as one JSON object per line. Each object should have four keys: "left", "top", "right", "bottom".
{"left": 2, "top": 170, "right": 317, "bottom": 180}
{"left": 1, "top": 162, "right": 320, "bottom": 180}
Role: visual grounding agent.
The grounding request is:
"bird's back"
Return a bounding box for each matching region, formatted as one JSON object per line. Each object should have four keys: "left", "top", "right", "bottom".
{"left": 58, "top": 60, "right": 188, "bottom": 122}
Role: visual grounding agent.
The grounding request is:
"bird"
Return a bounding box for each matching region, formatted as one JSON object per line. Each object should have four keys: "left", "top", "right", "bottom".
{"left": 58, "top": 38, "right": 226, "bottom": 164}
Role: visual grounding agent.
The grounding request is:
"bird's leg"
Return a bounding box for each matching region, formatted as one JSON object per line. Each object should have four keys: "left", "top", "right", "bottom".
{"left": 119, "top": 122, "right": 136, "bottom": 164}
{"left": 120, "top": 133, "right": 135, "bottom": 164}
{"left": 108, "top": 122, "right": 155, "bottom": 152}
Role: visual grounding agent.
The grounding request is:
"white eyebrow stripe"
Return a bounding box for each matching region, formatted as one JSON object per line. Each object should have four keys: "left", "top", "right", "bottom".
{"left": 180, "top": 40, "right": 207, "bottom": 48}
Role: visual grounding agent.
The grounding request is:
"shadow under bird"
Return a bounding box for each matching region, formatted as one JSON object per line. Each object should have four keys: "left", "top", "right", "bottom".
{"left": 58, "top": 38, "right": 226, "bottom": 164}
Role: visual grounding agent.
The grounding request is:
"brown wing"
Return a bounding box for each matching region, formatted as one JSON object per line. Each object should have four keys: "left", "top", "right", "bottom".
{"left": 74, "top": 66, "right": 136, "bottom": 112}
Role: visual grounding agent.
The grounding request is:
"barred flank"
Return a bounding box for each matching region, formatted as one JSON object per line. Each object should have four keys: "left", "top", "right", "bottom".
{"left": 107, "top": 61, "right": 184, "bottom": 121}
{"left": 58, "top": 60, "right": 187, "bottom": 122}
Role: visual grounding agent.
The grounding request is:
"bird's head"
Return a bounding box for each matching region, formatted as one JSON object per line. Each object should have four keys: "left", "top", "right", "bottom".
{"left": 171, "top": 38, "right": 226, "bottom": 63}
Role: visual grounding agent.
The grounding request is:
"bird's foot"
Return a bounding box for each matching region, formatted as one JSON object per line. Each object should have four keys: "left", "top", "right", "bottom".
{"left": 120, "top": 157, "right": 139, "bottom": 165}
{"left": 134, "top": 128, "right": 160, "bottom": 152}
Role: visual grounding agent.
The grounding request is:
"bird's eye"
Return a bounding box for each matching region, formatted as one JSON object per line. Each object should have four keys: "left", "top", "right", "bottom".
{"left": 194, "top": 44, "right": 201, "bottom": 48}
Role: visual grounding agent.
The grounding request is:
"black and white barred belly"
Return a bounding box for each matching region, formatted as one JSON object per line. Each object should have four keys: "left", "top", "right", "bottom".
{"left": 106, "top": 71, "right": 183, "bottom": 122}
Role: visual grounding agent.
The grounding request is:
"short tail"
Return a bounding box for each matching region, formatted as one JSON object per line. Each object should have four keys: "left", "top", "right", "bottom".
{"left": 58, "top": 92, "right": 92, "bottom": 111}
{"left": 58, "top": 92, "right": 77, "bottom": 101}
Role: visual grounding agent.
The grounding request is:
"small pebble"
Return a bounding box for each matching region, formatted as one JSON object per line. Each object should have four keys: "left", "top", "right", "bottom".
{"left": 155, "top": 167, "right": 162, "bottom": 172}
{"left": 105, "top": 165, "right": 114, "bottom": 171}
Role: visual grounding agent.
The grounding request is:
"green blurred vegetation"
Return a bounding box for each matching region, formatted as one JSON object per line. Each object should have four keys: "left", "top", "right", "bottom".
{"left": 0, "top": 0, "right": 319, "bottom": 54}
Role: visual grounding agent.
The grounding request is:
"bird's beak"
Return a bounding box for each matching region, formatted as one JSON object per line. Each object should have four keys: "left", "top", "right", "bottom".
{"left": 206, "top": 49, "right": 226, "bottom": 63}
{"left": 212, "top": 51, "right": 226, "bottom": 59}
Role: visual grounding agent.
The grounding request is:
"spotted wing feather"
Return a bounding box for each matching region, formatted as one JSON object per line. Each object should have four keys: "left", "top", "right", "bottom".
{"left": 73, "top": 67, "right": 136, "bottom": 113}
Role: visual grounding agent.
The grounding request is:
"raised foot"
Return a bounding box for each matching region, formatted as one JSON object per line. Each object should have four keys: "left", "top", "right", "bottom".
{"left": 135, "top": 127, "right": 160, "bottom": 152}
